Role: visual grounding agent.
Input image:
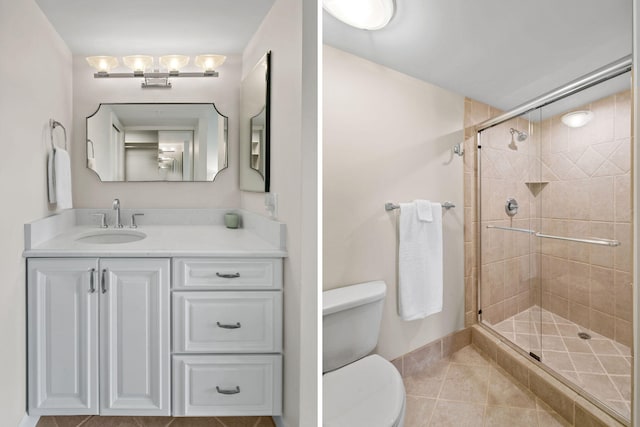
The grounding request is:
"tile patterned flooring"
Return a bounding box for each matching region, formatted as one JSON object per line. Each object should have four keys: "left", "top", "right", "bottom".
{"left": 403, "top": 345, "right": 570, "bottom": 426}
{"left": 36, "top": 416, "right": 275, "bottom": 427}
{"left": 493, "top": 306, "right": 632, "bottom": 420}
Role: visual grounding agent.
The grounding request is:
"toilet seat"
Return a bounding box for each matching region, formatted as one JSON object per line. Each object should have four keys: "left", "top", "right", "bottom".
{"left": 323, "top": 354, "right": 406, "bottom": 427}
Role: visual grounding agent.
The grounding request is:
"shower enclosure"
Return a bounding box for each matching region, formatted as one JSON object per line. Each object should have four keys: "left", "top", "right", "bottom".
{"left": 477, "top": 57, "right": 633, "bottom": 422}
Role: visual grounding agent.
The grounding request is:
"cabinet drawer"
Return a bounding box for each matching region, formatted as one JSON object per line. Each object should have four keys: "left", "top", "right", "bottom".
{"left": 173, "top": 291, "right": 282, "bottom": 353}
{"left": 172, "top": 355, "right": 282, "bottom": 416}
{"left": 173, "top": 258, "right": 282, "bottom": 290}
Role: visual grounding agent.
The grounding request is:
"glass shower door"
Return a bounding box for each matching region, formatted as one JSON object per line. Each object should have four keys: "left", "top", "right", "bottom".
{"left": 477, "top": 108, "right": 542, "bottom": 359}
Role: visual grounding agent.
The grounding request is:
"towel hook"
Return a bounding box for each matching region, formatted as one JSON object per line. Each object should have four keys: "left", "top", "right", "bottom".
{"left": 452, "top": 143, "right": 464, "bottom": 156}
{"left": 50, "top": 119, "right": 67, "bottom": 151}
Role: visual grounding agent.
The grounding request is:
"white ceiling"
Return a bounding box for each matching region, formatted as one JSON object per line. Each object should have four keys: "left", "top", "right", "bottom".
{"left": 323, "top": 0, "right": 632, "bottom": 112}
{"left": 35, "top": 0, "right": 275, "bottom": 55}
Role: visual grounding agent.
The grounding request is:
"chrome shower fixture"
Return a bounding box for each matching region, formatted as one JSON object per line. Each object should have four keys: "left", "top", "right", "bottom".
{"left": 510, "top": 128, "right": 528, "bottom": 141}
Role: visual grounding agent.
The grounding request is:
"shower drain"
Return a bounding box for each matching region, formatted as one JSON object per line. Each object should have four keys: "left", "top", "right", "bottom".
{"left": 577, "top": 332, "right": 591, "bottom": 340}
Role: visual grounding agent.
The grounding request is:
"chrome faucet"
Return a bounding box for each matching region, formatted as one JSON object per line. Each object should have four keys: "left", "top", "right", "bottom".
{"left": 112, "top": 198, "right": 123, "bottom": 228}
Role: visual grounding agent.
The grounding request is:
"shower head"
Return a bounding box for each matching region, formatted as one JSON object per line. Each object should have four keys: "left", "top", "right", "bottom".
{"left": 510, "top": 128, "right": 528, "bottom": 142}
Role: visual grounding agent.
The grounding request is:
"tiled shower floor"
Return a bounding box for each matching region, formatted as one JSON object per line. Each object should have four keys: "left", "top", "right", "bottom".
{"left": 493, "top": 306, "right": 631, "bottom": 420}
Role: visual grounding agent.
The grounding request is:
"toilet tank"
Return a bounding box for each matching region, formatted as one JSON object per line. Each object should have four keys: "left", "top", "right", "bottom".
{"left": 323, "top": 281, "right": 386, "bottom": 373}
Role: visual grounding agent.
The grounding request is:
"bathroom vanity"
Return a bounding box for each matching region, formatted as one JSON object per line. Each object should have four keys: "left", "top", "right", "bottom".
{"left": 24, "top": 209, "right": 285, "bottom": 418}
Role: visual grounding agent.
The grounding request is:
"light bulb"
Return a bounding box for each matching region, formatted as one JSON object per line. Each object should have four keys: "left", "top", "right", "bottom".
{"left": 123, "top": 55, "right": 153, "bottom": 73}
{"left": 195, "top": 54, "right": 226, "bottom": 72}
{"left": 86, "top": 56, "right": 119, "bottom": 73}
{"left": 159, "top": 55, "right": 190, "bottom": 72}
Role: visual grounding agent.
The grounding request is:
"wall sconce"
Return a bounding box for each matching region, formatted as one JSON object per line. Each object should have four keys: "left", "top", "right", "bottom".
{"left": 86, "top": 54, "right": 226, "bottom": 88}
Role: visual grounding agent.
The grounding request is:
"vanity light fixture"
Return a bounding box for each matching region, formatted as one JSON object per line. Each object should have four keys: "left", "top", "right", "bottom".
{"left": 323, "top": 0, "right": 395, "bottom": 30}
{"left": 86, "top": 54, "right": 226, "bottom": 89}
{"left": 561, "top": 110, "right": 594, "bottom": 128}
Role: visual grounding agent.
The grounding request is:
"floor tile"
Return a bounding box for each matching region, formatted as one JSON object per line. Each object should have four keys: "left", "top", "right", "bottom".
{"left": 438, "top": 364, "right": 490, "bottom": 403}
{"left": 404, "top": 396, "right": 437, "bottom": 427}
{"left": 428, "top": 400, "right": 484, "bottom": 427}
{"left": 483, "top": 406, "right": 538, "bottom": 427}
{"left": 492, "top": 305, "right": 631, "bottom": 420}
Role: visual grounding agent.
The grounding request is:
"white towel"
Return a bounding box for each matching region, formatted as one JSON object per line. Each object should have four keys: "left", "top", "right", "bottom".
{"left": 398, "top": 201, "right": 443, "bottom": 321}
{"left": 47, "top": 148, "right": 73, "bottom": 209}
{"left": 416, "top": 199, "right": 433, "bottom": 222}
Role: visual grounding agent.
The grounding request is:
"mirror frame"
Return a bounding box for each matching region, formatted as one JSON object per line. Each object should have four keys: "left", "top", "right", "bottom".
{"left": 86, "top": 102, "right": 228, "bottom": 182}
{"left": 240, "top": 51, "right": 271, "bottom": 192}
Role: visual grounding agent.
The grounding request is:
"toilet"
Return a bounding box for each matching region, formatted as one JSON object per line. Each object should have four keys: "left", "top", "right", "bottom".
{"left": 323, "top": 281, "right": 406, "bottom": 427}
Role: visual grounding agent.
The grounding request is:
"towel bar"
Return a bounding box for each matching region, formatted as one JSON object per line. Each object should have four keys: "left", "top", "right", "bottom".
{"left": 385, "top": 201, "right": 455, "bottom": 211}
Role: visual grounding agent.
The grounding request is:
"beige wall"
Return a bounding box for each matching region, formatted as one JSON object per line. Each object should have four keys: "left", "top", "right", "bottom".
{"left": 241, "top": 0, "right": 318, "bottom": 425}
{"left": 0, "top": 0, "right": 73, "bottom": 424}
{"left": 323, "top": 46, "right": 465, "bottom": 361}
{"left": 71, "top": 55, "right": 242, "bottom": 208}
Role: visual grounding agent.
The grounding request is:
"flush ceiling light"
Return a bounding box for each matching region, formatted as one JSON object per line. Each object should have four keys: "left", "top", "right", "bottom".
{"left": 86, "top": 56, "right": 119, "bottom": 73}
{"left": 561, "top": 110, "right": 594, "bottom": 128}
{"left": 323, "top": 0, "right": 395, "bottom": 30}
{"left": 86, "top": 54, "right": 222, "bottom": 89}
{"left": 123, "top": 55, "right": 154, "bottom": 74}
{"left": 195, "top": 55, "right": 227, "bottom": 74}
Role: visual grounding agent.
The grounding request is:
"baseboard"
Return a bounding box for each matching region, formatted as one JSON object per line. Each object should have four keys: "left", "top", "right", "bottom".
{"left": 18, "top": 413, "right": 39, "bottom": 427}
{"left": 272, "top": 415, "right": 285, "bottom": 427}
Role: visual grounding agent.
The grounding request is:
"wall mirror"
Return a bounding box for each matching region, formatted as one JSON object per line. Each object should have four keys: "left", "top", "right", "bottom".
{"left": 240, "top": 51, "right": 270, "bottom": 192}
{"left": 86, "top": 103, "right": 228, "bottom": 182}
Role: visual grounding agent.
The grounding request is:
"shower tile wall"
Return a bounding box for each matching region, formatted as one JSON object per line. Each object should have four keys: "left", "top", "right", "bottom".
{"left": 464, "top": 91, "right": 632, "bottom": 348}
{"left": 538, "top": 90, "right": 632, "bottom": 347}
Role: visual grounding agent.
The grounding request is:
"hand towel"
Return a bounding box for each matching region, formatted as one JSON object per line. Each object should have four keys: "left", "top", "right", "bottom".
{"left": 416, "top": 199, "right": 433, "bottom": 222}
{"left": 47, "top": 148, "right": 73, "bottom": 209}
{"left": 398, "top": 201, "right": 443, "bottom": 320}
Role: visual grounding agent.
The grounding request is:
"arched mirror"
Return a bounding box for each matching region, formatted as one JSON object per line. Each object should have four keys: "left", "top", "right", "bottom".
{"left": 86, "top": 103, "right": 228, "bottom": 182}
{"left": 240, "top": 51, "right": 270, "bottom": 192}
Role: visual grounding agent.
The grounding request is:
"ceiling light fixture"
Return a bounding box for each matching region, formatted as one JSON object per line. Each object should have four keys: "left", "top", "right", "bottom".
{"left": 86, "top": 54, "right": 226, "bottom": 89}
{"left": 561, "top": 110, "right": 594, "bottom": 128}
{"left": 323, "top": 0, "right": 395, "bottom": 30}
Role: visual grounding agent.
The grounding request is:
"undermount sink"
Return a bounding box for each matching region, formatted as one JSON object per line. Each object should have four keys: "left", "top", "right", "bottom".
{"left": 75, "top": 230, "right": 147, "bottom": 244}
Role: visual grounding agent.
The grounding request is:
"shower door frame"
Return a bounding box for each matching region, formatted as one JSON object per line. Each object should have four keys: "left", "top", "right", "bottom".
{"left": 475, "top": 55, "right": 633, "bottom": 423}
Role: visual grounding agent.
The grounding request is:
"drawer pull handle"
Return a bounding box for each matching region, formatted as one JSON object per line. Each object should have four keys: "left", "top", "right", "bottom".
{"left": 216, "top": 386, "right": 240, "bottom": 395}
{"left": 216, "top": 272, "right": 240, "bottom": 279}
{"left": 216, "top": 321, "right": 241, "bottom": 329}
{"left": 88, "top": 268, "right": 96, "bottom": 293}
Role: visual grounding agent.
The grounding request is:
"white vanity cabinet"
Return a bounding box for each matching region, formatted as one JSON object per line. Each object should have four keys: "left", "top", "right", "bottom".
{"left": 27, "top": 258, "right": 170, "bottom": 416}
{"left": 171, "top": 257, "right": 283, "bottom": 416}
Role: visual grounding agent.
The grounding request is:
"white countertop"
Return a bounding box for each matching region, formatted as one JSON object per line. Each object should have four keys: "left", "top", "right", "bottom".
{"left": 24, "top": 209, "right": 287, "bottom": 258}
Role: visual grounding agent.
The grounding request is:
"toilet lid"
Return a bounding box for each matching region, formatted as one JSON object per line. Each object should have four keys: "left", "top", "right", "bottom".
{"left": 323, "top": 354, "right": 405, "bottom": 427}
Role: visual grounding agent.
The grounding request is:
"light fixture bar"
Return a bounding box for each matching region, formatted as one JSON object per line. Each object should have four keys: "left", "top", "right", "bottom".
{"left": 93, "top": 71, "right": 219, "bottom": 78}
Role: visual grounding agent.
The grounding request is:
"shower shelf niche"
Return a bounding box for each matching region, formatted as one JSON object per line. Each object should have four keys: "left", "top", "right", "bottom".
{"left": 524, "top": 181, "right": 548, "bottom": 196}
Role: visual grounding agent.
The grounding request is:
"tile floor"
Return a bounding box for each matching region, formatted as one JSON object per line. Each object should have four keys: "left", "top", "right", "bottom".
{"left": 402, "top": 344, "right": 570, "bottom": 426}
{"left": 36, "top": 416, "right": 275, "bottom": 427}
{"left": 493, "top": 305, "right": 631, "bottom": 420}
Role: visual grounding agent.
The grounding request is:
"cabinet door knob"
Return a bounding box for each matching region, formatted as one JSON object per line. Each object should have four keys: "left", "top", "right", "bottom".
{"left": 216, "top": 386, "right": 240, "bottom": 395}
{"left": 216, "top": 321, "right": 241, "bottom": 329}
{"left": 88, "top": 268, "right": 96, "bottom": 293}
{"left": 215, "top": 272, "right": 240, "bottom": 279}
{"left": 101, "top": 269, "right": 108, "bottom": 294}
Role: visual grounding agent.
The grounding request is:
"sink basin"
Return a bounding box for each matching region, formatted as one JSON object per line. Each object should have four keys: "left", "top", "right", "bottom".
{"left": 76, "top": 230, "right": 147, "bottom": 244}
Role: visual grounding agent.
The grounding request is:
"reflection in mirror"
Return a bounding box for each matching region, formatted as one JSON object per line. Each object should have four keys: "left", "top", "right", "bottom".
{"left": 86, "top": 103, "right": 228, "bottom": 182}
{"left": 240, "top": 51, "right": 270, "bottom": 192}
{"left": 250, "top": 107, "right": 266, "bottom": 177}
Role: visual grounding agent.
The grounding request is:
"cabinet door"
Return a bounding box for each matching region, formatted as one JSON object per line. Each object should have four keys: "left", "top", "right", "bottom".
{"left": 27, "top": 258, "right": 99, "bottom": 415}
{"left": 99, "top": 258, "right": 170, "bottom": 416}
